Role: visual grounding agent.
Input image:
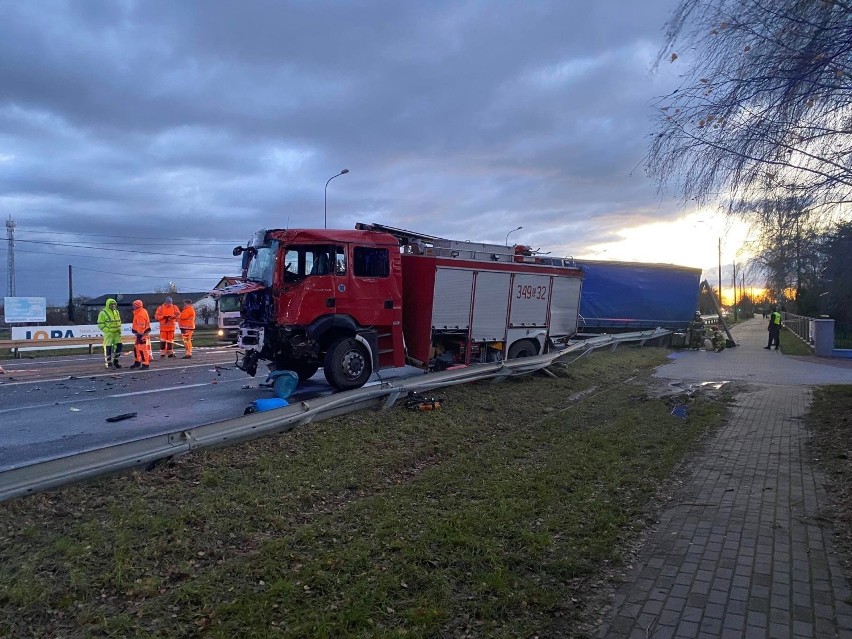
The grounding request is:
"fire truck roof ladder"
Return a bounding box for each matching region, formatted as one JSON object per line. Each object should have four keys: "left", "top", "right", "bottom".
{"left": 355, "top": 222, "right": 517, "bottom": 263}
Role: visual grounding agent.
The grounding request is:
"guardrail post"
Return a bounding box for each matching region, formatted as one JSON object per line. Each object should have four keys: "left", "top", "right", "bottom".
{"left": 812, "top": 319, "right": 835, "bottom": 357}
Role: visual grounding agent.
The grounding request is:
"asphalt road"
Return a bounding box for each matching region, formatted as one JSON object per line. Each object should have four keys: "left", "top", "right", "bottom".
{"left": 0, "top": 346, "right": 424, "bottom": 472}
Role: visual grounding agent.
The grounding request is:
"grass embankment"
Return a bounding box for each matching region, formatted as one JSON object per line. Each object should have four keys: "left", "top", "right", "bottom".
{"left": 0, "top": 347, "right": 729, "bottom": 638}
{"left": 806, "top": 386, "right": 852, "bottom": 578}
{"left": 779, "top": 327, "right": 814, "bottom": 356}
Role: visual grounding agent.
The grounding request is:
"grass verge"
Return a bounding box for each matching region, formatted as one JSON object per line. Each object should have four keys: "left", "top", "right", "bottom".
{"left": 0, "top": 347, "right": 730, "bottom": 638}
{"left": 806, "top": 386, "right": 852, "bottom": 580}
{"left": 779, "top": 328, "right": 813, "bottom": 356}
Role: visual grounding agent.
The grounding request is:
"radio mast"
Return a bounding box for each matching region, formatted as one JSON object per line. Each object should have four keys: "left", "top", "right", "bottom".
{"left": 5, "top": 215, "right": 15, "bottom": 297}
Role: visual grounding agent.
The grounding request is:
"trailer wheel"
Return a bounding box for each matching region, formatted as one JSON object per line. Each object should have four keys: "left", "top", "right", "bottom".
{"left": 323, "top": 337, "right": 372, "bottom": 390}
{"left": 507, "top": 339, "right": 538, "bottom": 359}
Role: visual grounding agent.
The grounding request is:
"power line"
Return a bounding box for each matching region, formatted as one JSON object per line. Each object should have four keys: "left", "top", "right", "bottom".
{"left": 17, "top": 232, "right": 240, "bottom": 246}
{"left": 12, "top": 238, "right": 233, "bottom": 260}
{"left": 71, "top": 265, "right": 224, "bottom": 280}
{"left": 0, "top": 246, "right": 231, "bottom": 265}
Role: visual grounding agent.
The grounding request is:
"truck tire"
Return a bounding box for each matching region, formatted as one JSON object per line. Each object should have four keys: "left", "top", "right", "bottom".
{"left": 323, "top": 337, "right": 372, "bottom": 390}
{"left": 507, "top": 339, "right": 538, "bottom": 359}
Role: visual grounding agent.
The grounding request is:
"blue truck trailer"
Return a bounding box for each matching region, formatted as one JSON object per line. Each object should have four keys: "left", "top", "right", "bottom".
{"left": 574, "top": 260, "right": 702, "bottom": 333}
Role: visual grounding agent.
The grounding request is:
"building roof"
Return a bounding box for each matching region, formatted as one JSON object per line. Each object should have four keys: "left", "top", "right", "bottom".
{"left": 83, "top": 292, "right": 210, "bottom": 308}
{"left": 214, "top": 276, "right": 242, "bottom": 289}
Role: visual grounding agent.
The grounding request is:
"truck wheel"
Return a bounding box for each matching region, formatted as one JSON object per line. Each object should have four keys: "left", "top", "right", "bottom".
{"left": 507, "top": 339, "right": 538, "bottom": 359}
{"left": 323, "top": 337, "right": 372, "bottom": 390}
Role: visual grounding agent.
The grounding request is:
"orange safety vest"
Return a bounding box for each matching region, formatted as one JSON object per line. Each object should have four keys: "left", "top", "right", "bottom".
{"left": 155, "top": 303, "right": 179, "bottom": 329}
{"left": 132, "top": 307, "right": 151, "bottom": 335}
{"left": 178, "top": 306, "right": 196, "bottom": 331}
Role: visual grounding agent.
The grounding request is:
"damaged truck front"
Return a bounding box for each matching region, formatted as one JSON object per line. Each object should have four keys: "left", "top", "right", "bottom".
{"left": 226, "top": 228, "right": 405, "bottom": 391}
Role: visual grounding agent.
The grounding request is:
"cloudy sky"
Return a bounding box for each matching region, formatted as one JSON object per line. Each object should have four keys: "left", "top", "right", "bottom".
{"left": 0, "top": 0, "right": 751, "bottom": 305}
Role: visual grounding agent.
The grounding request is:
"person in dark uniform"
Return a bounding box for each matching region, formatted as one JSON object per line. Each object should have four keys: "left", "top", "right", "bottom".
{"left": 688, "top": 311, "right": 705, "bottom": 349}
{"left": 764, "top": 305, "right": 781, "bottom": 350}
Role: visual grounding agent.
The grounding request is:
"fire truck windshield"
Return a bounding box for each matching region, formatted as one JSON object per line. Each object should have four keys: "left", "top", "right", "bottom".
{"left": 245, "top": 241, "right": 277, "bottom": 285}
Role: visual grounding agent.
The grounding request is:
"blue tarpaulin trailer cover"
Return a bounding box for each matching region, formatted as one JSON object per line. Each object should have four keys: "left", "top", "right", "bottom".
{"left": 576, "top": 260, "right": 702, "bottom": 332}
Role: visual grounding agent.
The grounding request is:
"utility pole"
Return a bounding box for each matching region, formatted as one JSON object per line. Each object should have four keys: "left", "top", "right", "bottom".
{"left": 732, "top": 261, "right": 738, "bottom": 321}
{"left": 67, "top": 265, "right": 74, "bottom": 322}
{"left": 717, "top": 237, "right": 722, "bottom": 308}
{"left": 5, "top": 215, "right": 15, "bottom": 297}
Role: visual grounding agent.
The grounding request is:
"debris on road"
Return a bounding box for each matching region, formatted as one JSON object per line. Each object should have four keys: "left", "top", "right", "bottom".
{"left": 106, "top": 412, "right": 138, "bottom": 423}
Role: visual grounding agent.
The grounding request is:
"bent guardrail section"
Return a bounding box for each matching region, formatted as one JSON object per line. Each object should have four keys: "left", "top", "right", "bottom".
{"left": 0, "top": 329, "right": 670, "bottom": 502}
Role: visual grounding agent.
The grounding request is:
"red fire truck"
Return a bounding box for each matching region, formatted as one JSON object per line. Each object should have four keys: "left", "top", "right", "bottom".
{"left": 223, "top": 223, "right": 583, "bottom": 391}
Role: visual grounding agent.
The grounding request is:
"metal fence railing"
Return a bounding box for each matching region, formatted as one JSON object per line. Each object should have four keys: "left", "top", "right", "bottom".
{"left": 781, "top": 312, "right": 812, "bottom": 346}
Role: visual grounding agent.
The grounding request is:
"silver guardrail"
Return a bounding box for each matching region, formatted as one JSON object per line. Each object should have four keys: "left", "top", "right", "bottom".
{"left": 0, "top": 329, "right": 670, "bottom": 502}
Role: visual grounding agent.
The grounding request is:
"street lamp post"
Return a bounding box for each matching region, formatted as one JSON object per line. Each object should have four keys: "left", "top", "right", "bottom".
{"left": 324, "top": 169, "right": 350, "bottom": 229}
{"left": 505, "top": 225, "right": 523, "bottom": 246}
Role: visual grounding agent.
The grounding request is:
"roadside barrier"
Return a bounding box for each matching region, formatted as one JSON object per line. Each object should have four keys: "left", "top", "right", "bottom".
{"left": 0, "top": 329, "right": 670, "bottom": 502}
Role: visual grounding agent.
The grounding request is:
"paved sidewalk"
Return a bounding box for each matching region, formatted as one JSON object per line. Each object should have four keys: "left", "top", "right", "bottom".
{"left": 597, "top": 319, "right": 852, "bottom": 638}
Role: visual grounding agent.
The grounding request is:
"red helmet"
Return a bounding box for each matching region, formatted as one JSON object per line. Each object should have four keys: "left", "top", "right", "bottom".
{"left": 133, "top": 299, "right": 143, "bottom": 309}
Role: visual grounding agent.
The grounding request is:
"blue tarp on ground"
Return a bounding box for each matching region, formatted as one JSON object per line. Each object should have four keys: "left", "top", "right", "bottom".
{"left": 577, "top": 260, "right": 702, "bottom": 332}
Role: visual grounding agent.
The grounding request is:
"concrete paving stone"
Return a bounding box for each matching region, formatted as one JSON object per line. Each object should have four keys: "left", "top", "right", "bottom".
{"left": 838, "top": 614, "right": 852, "bottom": 631}
{"left": 636, "top": 612, "right": 657, "bottom": 630}
{"left": 730, "top": 586, "right": 750, "bottom": 602}
{"left": 792, "top": 590, "right": 813, "bottom": 608}
{"left": 658, "top": 608, "right": 681, "bottom": 626}
{"left": 792, "top": 619, "right": 814, "bottom": 637}
{"left": 686, "top": 592, "right": 707, "bottom": 608}
{"left": 695, "top": 569, "right": 714, "bottom": 583}
{"left": 751, "top": 584, "right": 770, "bottom": 600}
{"left": 681, "top": 605, "right": 703, "bottom": 623}
{"left": 719, "top": 630, "right": 742, "bottom": 639}
{"left": 768, "top": 622, "right": 791, "bottom": 639}
{"left": 722, "top": 613, "right": 746, "bottom": 631}
{"left": 650, "top": 625, "right": 675, "bottom": 639}
{"left": 792, "top": 604, "right": 814, "bottom": 623}
{"left": 707, "top": 589, "right": 728, "bottom": 606}
{"left": 669, "top": 584, "right": 690, "bottom": 599}
{"left": 691, "top": 580, "right": 711, "bottom": 596}
{"left": 772, "top": 571, "right": 792, "bottom": 588}
{"left": 662, "top": 597, "right": 687, "bottom": 613}
{"left": 649, "top": 587, "right": 669, "bottom": 601}
{"left": 610, "top": 615, "right": 635, "bottom": 634}
{"left": 673, "top": 620, "right": 699, "bottom": 638}
{"left": 642, "top": 598, "right": 665, "bottom": 616}
{"left": 753, "top": 572, "right": 771, "bottom": 588}
{"left": 744, "top": 625, "right": 766, "bottom": 639}
{"left": 732, "top": 575, "right": 750, "bottom": 589}
{"left": 770, "top": 607, "right": 791, "bottom": 624}
{"left": 812, "top": 602, "right": 833, "bottom": 620}
{"left": 747, "top": 609, "right": 768, "bottom": 628}
{"left": 702, "top": 602, "right": 724, "bottom": 620}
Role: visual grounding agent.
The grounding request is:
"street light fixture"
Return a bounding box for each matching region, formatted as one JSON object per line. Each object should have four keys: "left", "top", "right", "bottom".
{"left": 505, "top": 225, "right": 523, "bottom": 246}
{"left": 324, "top": 169, "right": 350, "bottom": 229}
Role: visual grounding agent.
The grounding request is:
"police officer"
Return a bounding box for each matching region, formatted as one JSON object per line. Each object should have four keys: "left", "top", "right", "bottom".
{"left": 764, "top": 305, "right": 782, "bottom": 350}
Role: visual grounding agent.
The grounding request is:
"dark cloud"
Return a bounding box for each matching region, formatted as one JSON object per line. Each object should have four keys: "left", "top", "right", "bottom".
{"left": 0, "top": 0, "right": 684, "bottom": 304}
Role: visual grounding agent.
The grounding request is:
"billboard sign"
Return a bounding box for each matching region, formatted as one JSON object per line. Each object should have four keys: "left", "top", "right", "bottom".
{"left": 3, "top": 297, "right": 47, "bottom": 323}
